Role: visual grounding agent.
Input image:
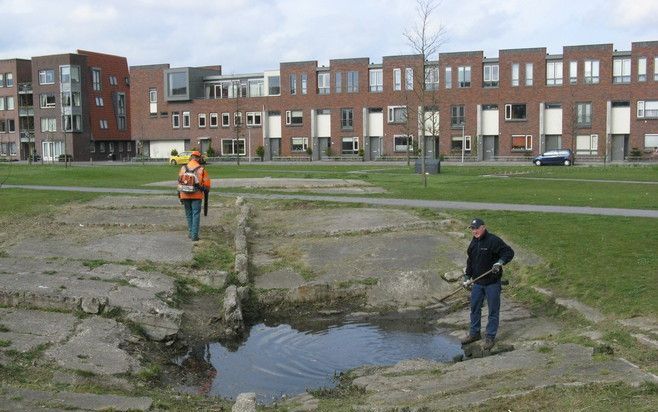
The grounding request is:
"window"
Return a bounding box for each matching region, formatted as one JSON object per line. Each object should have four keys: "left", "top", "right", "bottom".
{"left": 424, "top": 66, "right": 439, "bottom": 90}
{"left": 0, "top": 121, "right": 4, "bottom": 132}
{"left": 483, "top": 64, "right": 499, "bottom": 87}
{"left": 644, "top": 134, "right": 658, "bottom": 150}
{"left": 545, "top": 103, "right": 562, "bottom": 109}
{"left": 222, "top": 113, "right": 230, "bottom": 127}
{"left": 172, "top": 112, "right": 180, "bottom": 128}
{"left": 109, "top": 75, "right": 118, "bottom": 85}
{"left": 341, "top": 137, "right": 359, "bottom": 155}
{"left": 246, "top": 112, "right": 262, "bottom": 127}
{"left": 4, "top": 73, "right": 12, "bottom": 87}
{"left": 369, "top": 68, "right": 383, "bottom": 92}
{"left": 210, "top": 113, "right": 218, "bottom": 128}
{"left": 41, "top": 118, "right": 56, "bottom": 132}
{"left": 525, "top": 63, "right": 533, "bottom": 86}
{"left": 511, "top": 63, "right": 519, "bottom": 87}
{"left": 341, "top": 108, "right": 353, "bottom": 130}
{"left": 445, "top": 66, "right": 452, "bottom": 88}
{"left": 393, "top": 68, "right": 401, "bottom": 91}
{"left": 394, "top": 135, "right": 413, "bottom": 152}
{"left": 511, "top": 135, "right": 532, "bottom": 151}
{"left": 234, "top": 112, "right": 242, "bottom": 126}
{"left": 99, "top": 143, "right": 105, "bottom": 153}
{"left": 655, "top": 57, "right": 658, "bottom": 81}
{"left": 5, "top": 97, "right": 13, "bottom": 110}
{"left": 60, "top": 65, "right": 80, "bottom": 84}
{"left": 92, "top": 69, "right": 101, "bottom": 91}
{"left": 457, "top": 66, "right": 471, "bottom": 87}
{"left": 149, "top": 88, "right": 157, "bottom": 114}
{"left": 290, "top": 74, "right": 297, "bottom": 95}
{"left": 0, "top": 73, "right": 3, "bottom": 87}
{"left": 291, "top": 137, "right": 308, "bottom": 152}
{"left": 40, "top": 93, "right": 56, "bottom": 108}
{"left": 181, "top": 111, "right": 190, "bottom": 128}
{"left": 638, "top": 57, "right": 647, "bottom": 82}
{"left": 569, "top": 61, "right": 578, "bottom": 84}
{"left": 637, "top": 101, "right": 658, "bottom": 118}
{"left": 505, "top": 104, "right": 527, "bottom": 120}
{"left": 451, "top": 135, "right": 471, "bottom": 151}
{"left": 168, "top": 71, "right": 188, "bottom": 96}
{"left": 576, "top": 102, "right": 592, "bottom": 126}
{"left": 451, "top": 105, "right": 465, "bottom": 127}
{"left": 0, "top": 97, "right": 3, "bottom": 111}
{"left": 62, "top": 115, "right": 82, "bottom": 132}
{"left": 100, "top": 120, "right": 109, "bottom": 129}
{"left": 613, "top": 58, "right": 631, "bottom": 84}
{"left": 335, "top": 71, "right": 342, "bottom": 93}
{"left": 6, "top": 119, "right": 15, "bottom": 133}
{"left": 576, "top": 134, "right": 598, "bottom": 155}
{"left": 584, "top": 60, "right": 600, "bottom": 84}
{"left": 405, "top": 68, "right": 414, "bottom": 90}
{"left": 546, "top": 61, "right": 563, "bottom": 85}
{"left": 39, "top": 69, "right": 55, "bottom": 85}
{"left": 198, "top": 113, "right": 206, "bottom": 128}
{"left": 301, "top": 73, "right": 307, "bottom": 95}
{"left": 61, "top": 92, "right": 81, "bottom": 107}
{"left": 387, "top": 106, "right": 407, "bottom": 123}
{"left": 285, "top": 110, "right": 303, "bottom": 125}
{"left": 222, "top": 139, "right": 246, "bottom": 155}
{"left": 95, "top": 96, "right": 104, "bottom": 106}
{"left": 248, "top": 79, "right": 264, "bottom": 97}
{"left": 317, "top": 72, "right": 330, "bottom": 94}
{"left": 268, "top": 75, "right": 280, "bottom": 95}
{"left": 347, "top": 71, "right": 359, "bottom": 93}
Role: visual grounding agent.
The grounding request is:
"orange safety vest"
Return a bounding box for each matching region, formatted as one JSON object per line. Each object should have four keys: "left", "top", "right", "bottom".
{"left": 178, "top": 159, "right": 211, "bottom": 200}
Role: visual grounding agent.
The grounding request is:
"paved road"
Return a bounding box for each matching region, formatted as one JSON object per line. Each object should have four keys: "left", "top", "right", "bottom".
{"left": 3, "top": 183, "right": 657, "bottom": 218}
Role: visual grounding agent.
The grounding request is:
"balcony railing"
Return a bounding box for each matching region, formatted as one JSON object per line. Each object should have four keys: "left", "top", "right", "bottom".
{"left": 18, "top": 82, "right": 32, "bottom": 94}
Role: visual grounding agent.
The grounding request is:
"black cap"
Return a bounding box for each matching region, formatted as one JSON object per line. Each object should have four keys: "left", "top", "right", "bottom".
{"left": 469, "top": 218, "right": 485, "bottom": 229}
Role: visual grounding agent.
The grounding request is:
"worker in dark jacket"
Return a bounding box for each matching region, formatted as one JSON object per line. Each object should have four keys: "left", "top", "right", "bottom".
{"left": 461, "top": 218, "right": 515, "bottom": 350}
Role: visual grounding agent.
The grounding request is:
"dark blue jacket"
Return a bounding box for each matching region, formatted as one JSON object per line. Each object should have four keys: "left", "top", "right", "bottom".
{"left": 466, "top": 230, "right": 515, "bottom": 285}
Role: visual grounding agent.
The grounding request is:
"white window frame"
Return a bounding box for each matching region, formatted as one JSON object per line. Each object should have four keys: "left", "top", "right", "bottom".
{"left": 369, "top": 68, "right": 383, "bottom": 92}
{"left": 511, "top": 63, "right": 519, "bottom": 87}
{"left": 198, "top": 113, "right": 206, "bottom": 128}
{"left": 577, "top": 102, "right": 592, "bottom": 125}
{"left": 291, "top": 137, "right": 309, "bottom": 152}
{"left": 638, "top": 57, "right": 647, "bottom": 82}
{"left": 317, "top": 72, "right": 330, "bottom": 95}
{"left": 6, "top": 96, "right": 14, "bottom": 110}
{"left": 576, "top": 134, "right": 598, "bottom": 155}
{"left": 584, "top": 60, "right": 600, "bottom": 84}
{"left": 95, "top": 96, "right": 104, "bottom": 106}
{"left": 525, "top": 62, "right": 533, "bottom": 86}
{"left": 394, "top": 134, "right": 414, "bottom": 152}
{"left": 637, "top": 101, "right": 658, "bottom": 118}
{"left": 40, "top": 117, "right": 57, "bottom": 132}
{"left": 569, "top": 61, "right": 578, "bottom": 84}
{"left": 393, "top": 68, "right": 401, "bottom": 91}
{"left": 246, "top": 111, "right": 262, "bottom": 127}
{"left": 511, "top": 134, "right": 532, "bottom": 151}
{"left": 643, "top": 134, "right": 658, "bottom": 150}
{"left": 221, "top": 112, "right": 230, "bottom": 127}
{"left": 451, "top": 135, "right": 472, "bottom": 152}
{"left": 209, "top": 113, "right": 218, "bottom": 128}
{"left": 182, "top": 111, "right": 191, "bottom": 128}
{"left": 221, "top": 138, "right": 246, "bottom": 156}
{"left": 546, "top": 61, "right": 563, "bottom": 85}
{"left": 613, "top": 58, "right": 631, "bottom": 84}
{"left": 341, "top": 137, "right": 359, "bottom": 155}
{"left": 483, "top": 64, "right": 499, "bottom": 87}
{"left": 149, "top": 88, "right": 157, "bottom": 114}
{"left": 457, "top": 66, "right": 471, "bottom": 87}
{"left": 301, "top": 73, "right": 307, "bottom": 95}
{"left": 39, "top": 69, "right": 55, "bottom": 85}
{"left": 655, "top": 57, "right": 658, "bottom": 81}
{"left": 445, "top": 66, "right": 452, "bottom": 89}
{"left": 425, "top": 66, "right": 439, "bottom": 90}
{"left": 5, "top": 73, "right": 13, "bottom": 87}
{"left": 387, "top": 105, "right": 407, "bottom": 123}
{"left": 99, "top": 119, "right": 108, "bottom": 129}
{"left": 285, "top": 110, "right": 303, "bottom": 125}
{"left": 172, "top": 112, "right": 180, "bottom": 128}
{"left": 234, "top": 112, "right": 242, "bottom": 126}
{"left": 504, "top": 103, "right": 527, "bottom": 121}
{"left": 290, "top": 73, "right": 297, "bottom": 95}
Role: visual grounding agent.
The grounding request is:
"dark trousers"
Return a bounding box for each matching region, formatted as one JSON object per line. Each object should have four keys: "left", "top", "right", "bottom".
{"left": 469, "top": 281, "right": 502, "bottom": 338}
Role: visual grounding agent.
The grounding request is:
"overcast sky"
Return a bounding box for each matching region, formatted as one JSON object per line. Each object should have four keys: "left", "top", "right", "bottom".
{"left": 2, "top": 0, "right": 657, "bottom": 73}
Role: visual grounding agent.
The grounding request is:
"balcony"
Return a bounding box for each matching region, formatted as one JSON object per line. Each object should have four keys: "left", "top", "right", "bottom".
{"left": 18, "top": 82, "right": 32, "bottom": 94}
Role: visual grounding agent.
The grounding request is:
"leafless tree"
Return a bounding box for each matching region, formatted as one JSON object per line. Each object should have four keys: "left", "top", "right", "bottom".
{"left": 403, "top": 0, "right": 447, "bottom": 186}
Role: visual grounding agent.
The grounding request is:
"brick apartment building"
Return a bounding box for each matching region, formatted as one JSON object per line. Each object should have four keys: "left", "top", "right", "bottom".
{"left": 130, "top": 41, "right": 658, "bottom": 163}
{"left": 0, "top": 50, "right": 132, "bottom": 161}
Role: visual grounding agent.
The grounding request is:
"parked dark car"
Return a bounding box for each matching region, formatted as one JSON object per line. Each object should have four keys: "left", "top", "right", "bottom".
{"left": 532, "top": 149, "right": 574, "bottom": 166}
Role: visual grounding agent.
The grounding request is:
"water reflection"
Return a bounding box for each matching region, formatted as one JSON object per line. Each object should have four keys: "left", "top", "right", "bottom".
{"left": 176, "top": 319, "right": 461, "bottom": 404}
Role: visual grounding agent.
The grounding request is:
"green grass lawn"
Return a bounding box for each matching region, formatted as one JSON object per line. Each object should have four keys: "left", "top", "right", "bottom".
{"left": 1, "top": 162, "right": 656, "bottom": 316}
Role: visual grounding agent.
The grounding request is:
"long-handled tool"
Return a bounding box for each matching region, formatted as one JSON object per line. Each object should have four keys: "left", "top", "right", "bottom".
{"left": 433, "top": 267, "right": 496, "bottom": 303}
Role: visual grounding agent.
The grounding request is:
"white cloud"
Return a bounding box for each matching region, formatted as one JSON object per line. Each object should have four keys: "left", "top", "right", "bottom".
{"left": 612, "top": 0, "right": 658, "bottom": 27}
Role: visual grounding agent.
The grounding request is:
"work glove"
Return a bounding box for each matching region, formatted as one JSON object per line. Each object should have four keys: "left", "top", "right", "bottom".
{"left": 461, "top": 275, "right": 472, "bottom": 290}
{"left": 492, "top": 262, "right": 503, "bottom": 275}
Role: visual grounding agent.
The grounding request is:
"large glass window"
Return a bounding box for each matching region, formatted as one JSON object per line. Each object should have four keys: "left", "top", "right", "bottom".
{"left": 290, "top": 73, "right": 297, "bottom": 95}
{"left": 483, "top": 64, "right": 498, "bottom": 87}
{"left": 393, "top": 68, "right": 401, "bottom": 91}
{"left": 584, "top": 60, "right": 600, "bottom": 84}
{"left": 451, "top": 105, "right": 465, "bottom": 127}
{"left": 341, "top": 137, "right": 359, "bottom": 155}
{"left": 341, "top": 108, "right": 353, "bottom": 129}
{"left": 318, "top": 72, "right": 330, "bottom": 94}
{"left": 335, "top": 72, "right": 342, "bottom": 93}
{"left": 425, "top": 66, "right": 439, "bottom": 90}
{"left": 444, "top": 66, "right": 452, "bottom": 89}
{"left": 576, "top": 134, "right": 598, "bottom": 155}
{"left": 576, "top": 102, "right": 592, "bottom": 126}
{"left": 525, "top": 63, "right": 533, "bottom": 86}
{"left": 405, "top": 68, "right": 413, "bottom": 90}
{"left": 4, "top": 73, "right": 13, "bottom": 87}
{"left": 41, "top": 117, "right": 57, "bottom": 132}
{"left": 246, "top": 112, "right": 262, "bottom": 126}
{"left": 387, "top": 106, "right": 407, "bottom": 123}
{"left": 637, "top": 101, "right": 658, "bottom": 118}
{"left": 285, "top": 110, "right": 303, "bottom": 125}
{"left": 369, "top": 69, "right": 383, "bottom": 92}
{"left": 301, "top": 73, "right": 307, "bottom": 95}
{"left": 569, "top": 61, "right": 578, "bottom": 84}
{"left": 546, "top": 61, "right": 563, "bottom": 85}
{"left": 39, "top": 69, "right": 55, "bottom": 85}
{"left": 168, "top": 71, "right": 188, "bottom": 96}
{"left": 394, "top": 135, "right": 413, "bottom": 152}
{"left": 92, "top": 69, "right": 101, "bottom": 90}
{"left": 248, "top": 79, "right": 264, "bottom": 97}
{"left": 613, "top": 58, "right": 631, "bottom": 84}
{"left": 511, "top": 135, "right": 532, "bottom": 151}
{"left": 222, "top": 139, "right": 246, "bottom": 155}
{"left": 268, "top": 75, "right": 280, "bottom": 95}
{"left": 457, "top": 66, "right": 471, "bottom": 87}
{"left": 291, "top": 137, "right": 308, "bottom": 152}
{"left": 505, "top": 104, "right": 527, "bottom": 120}
{"left": 40, "top": 93, "right": 56, "bottom": 108}
{"left": 347, "top": 71, "right": 359, "bottom": 93}
{"left": 511, "top": 63, "right": 519, "bottom": 87}
{"left": 638, "top": 57, "right": 647, "bottom": 82}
